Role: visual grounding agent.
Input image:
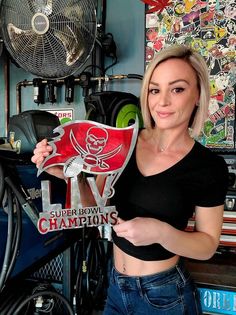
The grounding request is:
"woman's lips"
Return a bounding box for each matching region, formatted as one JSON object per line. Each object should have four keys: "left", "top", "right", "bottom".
{"left": 157, "top": 111, "right": 173, "bottom": 118}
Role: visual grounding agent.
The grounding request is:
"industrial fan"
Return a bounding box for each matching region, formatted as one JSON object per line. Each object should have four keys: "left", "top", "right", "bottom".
{"left": 0, "top": 0, "right": 97, "bottom": 79}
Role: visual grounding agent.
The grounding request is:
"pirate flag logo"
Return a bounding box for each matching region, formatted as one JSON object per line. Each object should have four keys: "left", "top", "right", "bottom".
{"left": 37, "top": 119, "right": 139, "bottom": 234}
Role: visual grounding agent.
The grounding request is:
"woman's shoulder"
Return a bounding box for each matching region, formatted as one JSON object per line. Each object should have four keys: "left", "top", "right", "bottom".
{"left": 194, "top": 141, "right": 224, "bottom": 160}
{"left": 192, "top": 141, "right": 228, "bottom": 174}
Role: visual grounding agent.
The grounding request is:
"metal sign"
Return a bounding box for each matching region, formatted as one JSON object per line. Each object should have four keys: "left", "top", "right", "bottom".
{"left": 37, "top": 120, "right": 139, "bottom": 234}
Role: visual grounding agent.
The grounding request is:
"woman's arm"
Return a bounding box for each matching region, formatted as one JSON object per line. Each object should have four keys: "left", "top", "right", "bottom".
{"left": 159, "top": 205, "right": 224, "bottom": 260}
{"left": 113, "top": 204, "right": 224, "bottom": 260}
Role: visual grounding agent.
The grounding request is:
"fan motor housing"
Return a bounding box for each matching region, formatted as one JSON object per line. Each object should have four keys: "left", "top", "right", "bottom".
{"left": 32, "top": 13, "right": 49, "bottom": 35}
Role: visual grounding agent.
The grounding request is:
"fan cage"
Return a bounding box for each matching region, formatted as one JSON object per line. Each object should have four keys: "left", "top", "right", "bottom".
{"left": 1, "top": 0, "right": 97, "bottom": 79}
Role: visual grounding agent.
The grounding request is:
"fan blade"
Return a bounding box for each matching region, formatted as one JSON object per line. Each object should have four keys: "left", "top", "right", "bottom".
{"left": 63, "top": 4, "right": 85, "bottom": 19}
{"left": 46, "top": 0, "right": 53, "bottom": 14}
{"left": 50, "top": 2, "right": 95, "bottom": 67}
{"left": 7, "top": 23, "right": 37, "bottom": 52}
{"left": 63, "top": 4, "right": 96, "bottom": 37}
{"left": 53, "top": 3, "right": 85, "bottom": 20}
{"left": 42, "top": 0, "right": 53, "bottom": 15}
{"left": 27, "top": 0, "right": 52, "bottom": 15}
{"left": 54, "top": 26, "right": 85, "bottom": 66}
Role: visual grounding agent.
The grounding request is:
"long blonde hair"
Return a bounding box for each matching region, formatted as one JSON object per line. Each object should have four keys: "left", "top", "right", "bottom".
{"left": 140, "top": 45, "right": 210, "bottom": 138}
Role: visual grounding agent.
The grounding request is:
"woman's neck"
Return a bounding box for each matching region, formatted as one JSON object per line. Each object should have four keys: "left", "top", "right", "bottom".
{"left": 147, "top": 127, "right": 193, "bottom": 153}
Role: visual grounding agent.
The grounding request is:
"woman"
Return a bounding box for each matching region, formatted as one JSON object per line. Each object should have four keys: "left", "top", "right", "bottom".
{"left": 32, "top": 45, "right": 228, "bottom": 314}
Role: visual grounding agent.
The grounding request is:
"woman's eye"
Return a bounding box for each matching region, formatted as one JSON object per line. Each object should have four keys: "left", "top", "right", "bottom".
{"left": 149, "top": 88, "right": 159, "bottom": 95}
{"left": 173, "top": 87, "right": 184, "bottom": 93}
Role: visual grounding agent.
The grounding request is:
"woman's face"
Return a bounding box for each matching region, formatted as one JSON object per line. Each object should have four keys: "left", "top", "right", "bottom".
{"left": 148, "top": 58, "right": 199, "bottom": 131}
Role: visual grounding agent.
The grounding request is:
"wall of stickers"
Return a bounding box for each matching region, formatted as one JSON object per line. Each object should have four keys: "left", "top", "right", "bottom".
{"left": 144, "top": 0, "right": 236, "bottom": 150}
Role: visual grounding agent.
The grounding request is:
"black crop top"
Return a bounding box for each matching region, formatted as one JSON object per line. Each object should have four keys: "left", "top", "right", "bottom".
{"left": 111, "top": 141, "right": 228, "bottom": 261}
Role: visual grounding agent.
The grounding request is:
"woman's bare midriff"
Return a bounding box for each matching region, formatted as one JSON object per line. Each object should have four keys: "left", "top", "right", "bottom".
{"left": 114, "top": 244, "right": 179, "bottom": 276}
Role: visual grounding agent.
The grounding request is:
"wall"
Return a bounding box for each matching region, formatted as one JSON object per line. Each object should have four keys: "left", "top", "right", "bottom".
{"left": 105, "top": 0, "right": 145, "bottom": 95}
{"left": 0, "top": 0, "right": 145, "bottom": 137}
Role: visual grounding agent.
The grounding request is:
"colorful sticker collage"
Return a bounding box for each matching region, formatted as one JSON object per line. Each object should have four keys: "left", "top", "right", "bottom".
{"left": 145, "top": 0, "right": 236, "bottom": 150}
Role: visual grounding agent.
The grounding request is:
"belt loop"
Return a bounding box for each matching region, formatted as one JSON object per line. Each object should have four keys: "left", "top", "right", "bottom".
{"left": 175, "top": 262, "right": 186, "bottom": 284}
{"left": 136, "top": 277, "right": 143, "bottom": 298}
{"left": 111, "top": 266, "right": 116, "bottom": 284}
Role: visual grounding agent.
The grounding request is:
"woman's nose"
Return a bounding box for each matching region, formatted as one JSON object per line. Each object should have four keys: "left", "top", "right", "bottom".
{"left": 158, "top": 91, "right": 170, "bottom": 106}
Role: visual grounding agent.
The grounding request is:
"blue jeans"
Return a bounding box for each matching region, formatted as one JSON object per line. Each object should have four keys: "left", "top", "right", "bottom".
{"left": 103, "top": 259, "right": 202, "bottom": 314}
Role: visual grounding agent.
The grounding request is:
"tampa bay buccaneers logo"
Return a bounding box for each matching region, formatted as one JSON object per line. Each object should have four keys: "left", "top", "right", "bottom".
{"left": 64, "top": 126, "right": 122, "bottom": 177}
{"left": 38, "top": 120, "right": 139, "bottom": 177}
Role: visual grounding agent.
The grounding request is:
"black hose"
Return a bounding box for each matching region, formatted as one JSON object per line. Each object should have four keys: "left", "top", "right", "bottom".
{"left": 5, "top": 176, "right": 39, "bottom": 227}
{"left": 104, "top": 56, "right": 118, "bottom": 74}
{"left": 0, "top": 162, "right": 4, "bottom": 202}
{"left": 5, "top": 198, "right": 22, "bottom": 280}
{"left": 0, "top": 185, "right": 14, "bottom": 292}
{"left": 127, "top": 73, "right": 143, "bottom": 80}
{"left": 10, "top": 290, "right": 74, "bottom": 315}
{"left": 1, "top": 294, "right": 28, "bottom": 315}
{"left": 75, "top": 234, "right": 109, "bottom": 314}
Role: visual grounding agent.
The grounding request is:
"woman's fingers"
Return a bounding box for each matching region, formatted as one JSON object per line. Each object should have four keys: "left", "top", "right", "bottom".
{"left": 31, "top": 139, "right": 52, "bottom": 167}
{"left": 117, "top": 217, "right": 125, "bottom": 224}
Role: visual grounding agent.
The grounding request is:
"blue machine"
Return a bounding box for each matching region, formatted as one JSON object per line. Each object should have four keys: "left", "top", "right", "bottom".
{"left": 0, "top": 110, "right": 80, "bottom": 286}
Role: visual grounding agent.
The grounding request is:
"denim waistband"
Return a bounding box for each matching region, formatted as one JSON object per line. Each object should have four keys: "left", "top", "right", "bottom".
{"left": 111, "top": 258, "right": 190, "bottom": 289}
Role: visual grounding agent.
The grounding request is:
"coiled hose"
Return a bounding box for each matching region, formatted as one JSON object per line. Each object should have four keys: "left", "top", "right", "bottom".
{"left": 0, "top": 164, "right": 22, "bottom": 293}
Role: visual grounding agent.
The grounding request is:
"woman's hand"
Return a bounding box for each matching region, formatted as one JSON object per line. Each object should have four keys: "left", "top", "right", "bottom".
{"left": 31, "top": 139, "right": 52, "bottom": 168}
{"left": 113, "top": 217, "right": 162, "bottom": 246}
{"left": 31, "top": 139, "right": 64, "bottom": 179}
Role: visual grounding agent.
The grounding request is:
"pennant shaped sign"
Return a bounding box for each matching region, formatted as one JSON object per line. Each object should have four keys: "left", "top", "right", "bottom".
{"left": 37, "top": 119, "right": 139, "bottom": 234}
{"left": 38, "top": 120, "right": 138, "bottom": 177}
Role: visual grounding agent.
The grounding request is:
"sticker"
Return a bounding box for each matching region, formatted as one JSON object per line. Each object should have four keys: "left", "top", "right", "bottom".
{"left": 45, "top": 108, "right": 74, "bottom": 124}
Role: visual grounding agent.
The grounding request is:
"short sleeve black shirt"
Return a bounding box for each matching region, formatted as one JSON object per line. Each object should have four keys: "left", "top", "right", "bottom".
{"left": 111, "top": 141, "right": 228, "bottom": 261}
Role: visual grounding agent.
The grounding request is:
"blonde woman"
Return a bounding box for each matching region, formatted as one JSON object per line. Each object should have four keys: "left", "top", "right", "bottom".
{"left": 32, "top": 46, "right": 228, "bottom": 314}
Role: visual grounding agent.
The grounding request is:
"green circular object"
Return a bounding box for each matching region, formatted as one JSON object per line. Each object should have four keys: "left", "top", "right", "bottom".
{"left": 115, "top": 104, "right": 143, "bottom": 128}
{"left": 60, "top": 117, "right": 72, "bottom": 124}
